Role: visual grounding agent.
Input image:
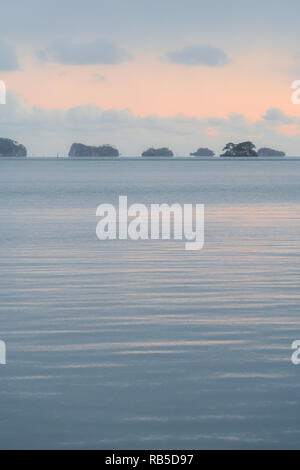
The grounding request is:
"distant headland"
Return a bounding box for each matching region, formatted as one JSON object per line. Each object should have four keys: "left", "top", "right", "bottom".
{"left": 141, "top": 147, "right": 174, "bottom": 157}
{"left": 257, "top": 147, "right": 286, "bottom": 157}
{"left": 220, "top": 142, "right": 286, "bottom": 158}
{"left": 69, "top": 143, "right": 119, "bottom": 157}
{"left": 221, "top": 142, "right": 258, "bottom": 157}
{"left": 190, "top": 148, "right": 215, "bottom": 157}
{"left": 0, "top": 138, "right": 27, "bottom": 157}
{"left": 0, "top": 138, "right": 287, "bottom": 158}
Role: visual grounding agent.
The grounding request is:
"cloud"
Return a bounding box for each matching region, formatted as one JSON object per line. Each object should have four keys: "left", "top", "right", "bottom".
{"left": 37, "top": 40, "right": 131, "bottom": 65}
{"left": 165, "top": 45, "right": 229, "bottom": 67}
{"left": 1, "top": 0, "right": 300, "bottom": 50}
{"left": 278, "top": 124, "right": 300, "bottom": 136}
{"left": 262, "top": 108, "right": 292, "bottom": 124}
{"left": 0, "top": 92, "right": 299, "bottom": 156}
{"left": 0, "top": 41, "right": 19, "bottom": 70}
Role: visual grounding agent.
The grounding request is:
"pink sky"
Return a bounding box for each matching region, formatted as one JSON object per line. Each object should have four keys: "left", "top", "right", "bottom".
{"left": 2, "top": 49, "right": 298, "bottom": 122}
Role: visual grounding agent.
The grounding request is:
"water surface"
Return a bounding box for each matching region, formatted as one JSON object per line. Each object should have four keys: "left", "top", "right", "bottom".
{"left": 0, "top": 158, "right": 300, "bottom": 449}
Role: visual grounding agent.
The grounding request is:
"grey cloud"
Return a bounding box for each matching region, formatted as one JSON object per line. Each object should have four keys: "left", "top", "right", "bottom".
{"left": 262, "top": 108, "right": 293, "bottom": 124}
{"left": 1, "top": 0, "right": 300, "bottom": 49}
{"left": 0, "top": 41, "right": 19, "bottom": 70}
{"left": 38, "top": 40, "right": 131, "bottom": 65}
{"left": 166, "top": 46, "right": 229, "bottom": 67}
{"left": 0, "top": 1, "right": 299, "bottom": 69}
{"left": 0, "top": 92, "right": 299, "bottom": 156}
{"left": 35, "top": 49, "right": 49, "bottom": 63}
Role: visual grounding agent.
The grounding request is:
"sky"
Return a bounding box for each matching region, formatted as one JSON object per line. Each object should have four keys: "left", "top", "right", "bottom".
{"left": 1, "top": 0, "right": 300, "bottom": 155}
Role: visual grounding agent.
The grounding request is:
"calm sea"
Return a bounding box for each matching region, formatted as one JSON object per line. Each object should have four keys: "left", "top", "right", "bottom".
{"left": 0, "top": 157, "right": 300, "bottom": 449}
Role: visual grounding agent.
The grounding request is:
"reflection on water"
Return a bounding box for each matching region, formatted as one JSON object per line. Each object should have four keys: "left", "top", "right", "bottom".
{"left": 0, "top": 158, "right": 300, "bottom": 449}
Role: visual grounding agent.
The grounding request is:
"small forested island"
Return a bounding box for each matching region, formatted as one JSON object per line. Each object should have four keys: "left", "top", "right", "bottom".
{"left": 141, "top": 147, "right": 174, "bottom": 157}
{"left": 258, "top": 147, "right": 286, "bottom": 157}
{"left": 0, "top": 138, "right": 27, "bottom": 157}
{"left": 68, "top": 143, "right": 119, "bottom": 157}
{"left": 220, "top": 141, "right": 258, "bottom": 157}
{"left": 190, "top": 148, "right": 215, "bottom": 157}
